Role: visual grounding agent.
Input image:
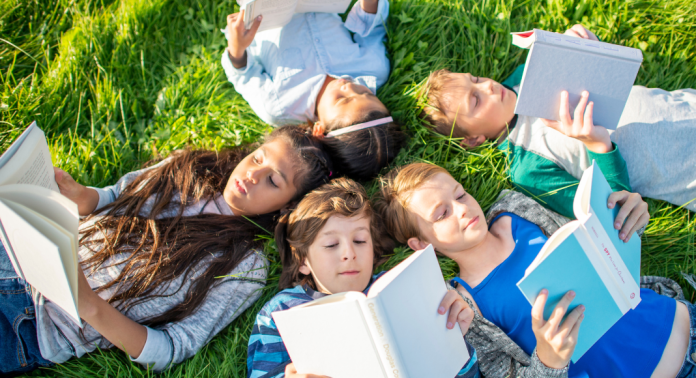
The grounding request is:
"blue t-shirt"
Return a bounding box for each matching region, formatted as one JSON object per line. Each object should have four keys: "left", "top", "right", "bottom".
{"left": 453, "top": 213, "right": 676, "bottom": 378}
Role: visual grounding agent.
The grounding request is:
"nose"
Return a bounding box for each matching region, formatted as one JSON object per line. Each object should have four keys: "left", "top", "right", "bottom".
{"left": 483, "top": 79, "right": 494, "bottom": 94}
{"left": 341, "top": 243, "right": 357, "bottom": 261}
{"left": 246, "top": 167, "right": 261, "bottom": 184}
{"left": 454, "top": 200, "right": 468, "bottom": 220}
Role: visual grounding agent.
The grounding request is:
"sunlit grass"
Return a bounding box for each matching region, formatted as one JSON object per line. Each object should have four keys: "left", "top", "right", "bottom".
{"left": 1, "top": 0, "right": 694, "bottom": 375}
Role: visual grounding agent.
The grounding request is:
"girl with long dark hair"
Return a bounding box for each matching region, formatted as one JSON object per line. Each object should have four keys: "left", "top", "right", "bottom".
{"left": 0, "top": 125, "right": 333, "bottom": 375}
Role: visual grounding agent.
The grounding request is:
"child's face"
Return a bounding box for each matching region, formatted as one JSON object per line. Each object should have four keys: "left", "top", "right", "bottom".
{"left": 223, "top": 139, "right": 299, "bottom": 216}
{"left": 300, "top": 212, "right": 375, "bottom": 294}
{"left": 316, "top": 78, "right": 388, "bottom": 129}
{"left": 440, "top": 73, "right": 517, "bottom": 143}
{"left": 406, "top": 173, "right": 488, "bottom": 254}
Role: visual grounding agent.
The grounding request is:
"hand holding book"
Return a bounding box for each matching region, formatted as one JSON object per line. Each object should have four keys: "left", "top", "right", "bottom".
{"left": 532, "top": 289, "right": 585, "bottom": 369}
{"left": 225, "top": 10, "right": 262, "bottom": 69}
{"left": 54, "top": 167, "right": 99, "bottom": 216}
{"left": 540, "top": 90, "right": 613, "bottom": 154}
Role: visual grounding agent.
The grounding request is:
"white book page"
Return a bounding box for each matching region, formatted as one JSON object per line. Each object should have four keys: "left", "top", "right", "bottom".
{"left": 272, "top": 292, "right": 385, "bottom": 378}
{"left": 368, "top": 246, "right": 469, "bottom": 378}
{"left": 244, "top": 0, "right": 299, "bottom": 32}
{"left": 296, "top": 0, "right": 351, "bottom": 14}
{"left": 0, "top": 199, "right": 80, "bottom": 326}
{"left": 0, "top": 123, "right": 58, "bottom": 192}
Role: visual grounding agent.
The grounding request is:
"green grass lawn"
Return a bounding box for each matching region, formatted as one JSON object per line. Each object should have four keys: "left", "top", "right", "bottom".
{"left": 1, "top": 0, "right": 694, "bottom": 376}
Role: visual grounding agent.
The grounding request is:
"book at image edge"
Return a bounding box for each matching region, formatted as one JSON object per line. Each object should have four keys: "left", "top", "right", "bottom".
{"left": 359, "top": 295, "right": 409, "bottom": 378}
{"left": 513, "top": 29, "right": 643, "bottom": 62}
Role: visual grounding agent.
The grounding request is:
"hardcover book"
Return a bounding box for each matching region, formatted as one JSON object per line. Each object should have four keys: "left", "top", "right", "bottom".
{"left": 511, "top": 29, "right": 643, "bottom": 130}
{"left": 272, "top": 245, "right": 470, "bottom": 378}
{"left": 517, "top": 160, "right": 642, "bottom": 362}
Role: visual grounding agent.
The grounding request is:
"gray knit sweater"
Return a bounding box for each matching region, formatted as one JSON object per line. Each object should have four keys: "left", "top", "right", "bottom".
{"left": 453, "top": 190, "right": 683, "bottom": 378}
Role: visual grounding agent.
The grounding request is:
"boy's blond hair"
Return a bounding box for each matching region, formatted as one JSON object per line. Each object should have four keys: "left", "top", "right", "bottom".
{"left": 374, "top": 163, "right": 449, "bottom": 244}
{"left": 420, "top": 69, "right": 456, "bottom": 136}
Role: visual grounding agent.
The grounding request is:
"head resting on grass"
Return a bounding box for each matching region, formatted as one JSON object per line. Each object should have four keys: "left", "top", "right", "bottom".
{"left": 374, "top": 162, "right": 489, "bottom": 257}
{"left": 312, "top": 77, "right": 406, "bottom": 180}
{"left": 80, "top": 125, "right": 333, "bottom": 326}
{"left": 420, "top": 69, "right": 517, "bottom": 148}
{"left": 276, "top": 177, "right": 387, "bottom": 293}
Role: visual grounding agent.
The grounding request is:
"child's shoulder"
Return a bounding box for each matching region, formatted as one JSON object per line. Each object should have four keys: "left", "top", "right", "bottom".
{"left": 258, "top": 285, "right": 314, "bottom": 319}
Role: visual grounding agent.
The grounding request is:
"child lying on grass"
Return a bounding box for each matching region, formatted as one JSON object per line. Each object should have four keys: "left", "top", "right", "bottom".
{"left": 376, "top": 162, "right": 693, "bottom": 378}
{"left": 247, "top": 177, "right": 479, "bottom": 378}
{"left": 221, "top": 0, "right": 404, "bottom": 180}
{"left": 0, "top": 126, "right": 333, "bottom": 375}
{"left": 420, "top": 24, "right": 696, "bottom": 218}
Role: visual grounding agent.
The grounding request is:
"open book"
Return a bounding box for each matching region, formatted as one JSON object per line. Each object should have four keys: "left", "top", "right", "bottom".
{"left": 511, "top": 29, "right": 643, "bottom": 130}
{"left": 517, "top": 160, "right": 641, "bottom": 362}
{"left": 237, "top": 0, "right": 352, "bottom": 32}
{"left": 0, "top": 122, "right": 81, "bottom": 326}
{"left": 272, "top": 245, "right": 470, "bottom": 378}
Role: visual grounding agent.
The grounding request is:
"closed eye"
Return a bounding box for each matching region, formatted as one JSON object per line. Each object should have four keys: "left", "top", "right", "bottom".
{"left": 436, "top": 210, "right": 447, "bottom": 222}
{"left": 268, "top": 175, "right": 278, "bottom": 188}
{"left": 354, "top": 240, "right": 367, "bottom": 244}
{"left": 324, "top": 243, "right": 338, "bottom": 249}
{"left": 457, "top": 193, "right": 465, "bottom": 200}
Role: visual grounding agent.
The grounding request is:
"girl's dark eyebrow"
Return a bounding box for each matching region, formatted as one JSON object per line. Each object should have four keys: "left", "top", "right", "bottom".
{"left": 260, "top": 146, "right": 288, "bottom": 185}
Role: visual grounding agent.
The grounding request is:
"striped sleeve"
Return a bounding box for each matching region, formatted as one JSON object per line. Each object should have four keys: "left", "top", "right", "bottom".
{"left": 247, "top": 287, "right": 313, "bottom": 378}
{"left": 455, "top": 341, "right": 481, "bottom": 378}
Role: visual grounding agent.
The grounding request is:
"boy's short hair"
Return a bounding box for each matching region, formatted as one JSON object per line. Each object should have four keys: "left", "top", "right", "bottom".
{"left": 420, "top": 69, "right": 456, "bottom": 136}
{"left": 275, "top": 177, "right": 386, "bottom": 290}
{"left": 374, "top": 163, "right": 449, "bottom": 244}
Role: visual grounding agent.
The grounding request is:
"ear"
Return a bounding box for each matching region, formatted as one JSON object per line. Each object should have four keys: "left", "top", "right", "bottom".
{"left": 459, "top": 135, "right": 486, "bottom": 149}
{"left": 298, "top": 258, "right": 312, "bottom": 276}
{"left": 407, "top": 237, "right": 430, "bottom": 252}
{"left": 312, "top": 122, "right": 326, "bottom": 138}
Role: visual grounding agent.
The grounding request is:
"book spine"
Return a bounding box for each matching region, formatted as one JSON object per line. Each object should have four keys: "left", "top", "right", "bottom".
{"left": 535, "top": 29, "right": 643, "bottom": 62}
{"left": 359, "top": 297, "right": 409, "bottom": 378}
{"left": 578, "top": 214, "right": 641, "bottom": 310}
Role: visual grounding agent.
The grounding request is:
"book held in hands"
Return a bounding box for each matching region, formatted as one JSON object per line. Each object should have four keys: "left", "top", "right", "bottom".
{"left": 237, "top": 0, "right": 352, "bottom": 32}
{"left": 272, "top": 245, "right": 470, "bottom": 378}
{"left": 511, "top": 29, "right": 643, "bottom": 130}
{"left": 517, "top": 160, "right": 642, "bottom": 362}
{"left": 0, "top": 122, "right": 81, "bottom": 326}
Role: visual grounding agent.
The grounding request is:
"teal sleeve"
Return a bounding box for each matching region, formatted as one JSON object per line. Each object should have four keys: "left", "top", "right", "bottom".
{"left": 501, "top": 64, "right": 525, "bottom": 88}
{"left": 587, "top": 143, "right": 632, "bottom": 193}
{"left": 502, "top": 141, "right": 631, "bottom": 219}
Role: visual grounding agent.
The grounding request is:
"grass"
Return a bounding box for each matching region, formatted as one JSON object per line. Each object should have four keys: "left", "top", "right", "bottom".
{"left": 1, "top": 0, "right": 694, "bottom": 376}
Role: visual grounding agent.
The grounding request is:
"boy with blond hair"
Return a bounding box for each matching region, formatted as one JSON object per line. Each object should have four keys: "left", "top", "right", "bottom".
{"left": 420, "top": 24, "right": 696, "bottom": 218}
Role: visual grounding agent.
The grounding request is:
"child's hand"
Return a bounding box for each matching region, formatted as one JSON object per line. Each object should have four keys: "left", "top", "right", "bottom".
{"left": 284, "top": 362, "right": 331, "bottom": 378}
{"left": 541, "top": 90, "right": 613, "bottom": 154}
{"left": 54, "top": 167, "right": 99, "bottom": 216}
{"left": 563, "top": 24, "right": 599, "bottom": 41}
{"left": 226, "top": 10, "right": 262, "bottom": 69}
{"left": 608, "top": 191, "right": 650, "bottom": 242}
{"left": 360, "top": 0, "right": 379, "bottom": 14}
{"left": 532, "top": 289, "right": 585, "bottom": 369}
{"left": 438, "top": 290, "right": 475, "bottom": 336}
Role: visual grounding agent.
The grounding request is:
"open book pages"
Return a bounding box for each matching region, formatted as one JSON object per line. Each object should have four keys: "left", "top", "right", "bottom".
{"left": 517, "top": 161, "right": 641, "bottom": 361}
{"left": 240, "top": 0, "right": 351, "bottom": 32}
{"left": 272, "top": 245, "right": 469, "bottom": 378}
{"left": 0, "top": 184, "right": 81, "bottom": 326}
{"left": 511, "top": 29, "right": 643, "bottom": 130}
{"left": 0, "top": 122, "right": 59, "bottom": 192}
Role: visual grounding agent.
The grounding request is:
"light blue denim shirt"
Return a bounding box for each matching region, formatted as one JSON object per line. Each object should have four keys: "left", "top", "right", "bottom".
{"left": 221, "top": 0, "right": 390, "bottom": 126}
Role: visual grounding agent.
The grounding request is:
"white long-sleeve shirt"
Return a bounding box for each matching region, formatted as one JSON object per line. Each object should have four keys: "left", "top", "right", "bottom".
{"left": 34, "top": 159, "right": 267, "bottom": 371}
{"left": 221, "top": 0, "right": 391, "bottom": 125}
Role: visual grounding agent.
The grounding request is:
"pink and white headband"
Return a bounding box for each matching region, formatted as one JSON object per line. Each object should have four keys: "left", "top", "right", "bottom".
{"left": 325, "top": 117, "right": 393, "bottom": 138}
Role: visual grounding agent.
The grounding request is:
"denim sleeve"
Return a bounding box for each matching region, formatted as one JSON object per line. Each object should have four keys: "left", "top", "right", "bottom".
{"left": 220, "top": 44, "right": 279, "bottom": 125}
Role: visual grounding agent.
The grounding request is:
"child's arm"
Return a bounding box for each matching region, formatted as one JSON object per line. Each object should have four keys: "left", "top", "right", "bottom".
{"left": 247, "top": 305, "right": 293, "bottom": 378}
{"left": 344, "top": 0, "right": 391, "bottom": 88}
{"left": 439, "top": 290, "right": 480, "bottom": 377}
{"left": 506, "top": 143, "right": 631, "bottom": 219}
{"left": 221, "top": 11, "right": 281, "bottom": 125}
{"left": 531, "top": 290, "right": 584, "bottom": 370}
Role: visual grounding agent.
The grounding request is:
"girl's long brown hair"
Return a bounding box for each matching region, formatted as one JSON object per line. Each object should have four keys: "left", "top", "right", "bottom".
{"left": 80, "top": 126, "right": 333, "bottom": 326}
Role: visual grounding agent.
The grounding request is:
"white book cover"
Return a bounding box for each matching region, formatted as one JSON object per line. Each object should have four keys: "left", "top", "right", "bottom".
{"left": 272, "top": 245, "right": 470, "bottom": 378}
{"left": 239, "top": 0, "right": 351, "bottom": 32}
{"left": 0, "top": 185, "right": 81, "bottom": 326}
{"left": 511, "top": 29, "right": 643, "bottom": 130}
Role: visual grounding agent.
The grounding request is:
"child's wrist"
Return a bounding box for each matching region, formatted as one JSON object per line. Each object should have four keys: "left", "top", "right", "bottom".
{"left": 227, "top": 48, "right": 247, "bottom": 69}
{"left": 583, "top": 138, "right": 613, "bottom": 154}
